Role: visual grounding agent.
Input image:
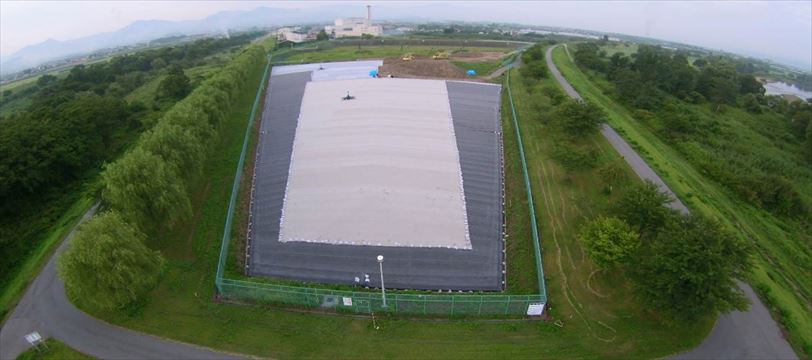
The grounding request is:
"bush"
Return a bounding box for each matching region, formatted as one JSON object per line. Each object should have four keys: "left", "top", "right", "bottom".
{"left": 58, "top": 211, "right": 164, "bottom": 310}
{"left": 580, "top": 217, "right": 639, "bottom": 268}
{"left": 551, "top": 143, "right": 598, "bottom": 171}
{"left": 554, "top": 99, "right": 605, "bottom": 137}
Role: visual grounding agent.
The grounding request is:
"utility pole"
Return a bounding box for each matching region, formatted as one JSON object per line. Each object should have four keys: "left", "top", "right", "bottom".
{"left": 377, "top": 255, "right": 387, "bottom": 308}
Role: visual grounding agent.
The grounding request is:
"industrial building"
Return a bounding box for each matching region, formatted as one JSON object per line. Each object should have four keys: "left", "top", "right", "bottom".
{"left": 325, "top": 5, "right": 383, "bottom": 38}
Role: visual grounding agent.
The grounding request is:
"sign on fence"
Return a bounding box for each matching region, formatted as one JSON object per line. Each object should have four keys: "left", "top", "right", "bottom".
{"left": 526, "top": 303, "right": 545, "bottom": 316}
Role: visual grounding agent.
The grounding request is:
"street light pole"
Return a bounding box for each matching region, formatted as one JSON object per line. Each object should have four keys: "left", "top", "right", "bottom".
{"left": 377, "top": 255, "right": 387, "bottom": 308}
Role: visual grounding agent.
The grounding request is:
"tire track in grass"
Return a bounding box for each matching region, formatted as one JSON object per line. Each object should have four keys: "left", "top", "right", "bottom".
{"left": 536, "top": 160, "right": 592, "bottom": 334}
{"left": 512, "top": 67, "right": 614, "bottom": 343}
{"left": 539, "top": 166, "right": 616, "bottom": 343}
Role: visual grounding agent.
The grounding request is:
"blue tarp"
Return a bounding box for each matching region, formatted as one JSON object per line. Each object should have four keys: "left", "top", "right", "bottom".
{"left": 369, "top": 69, "right": 379, "bottom": 77}
{"left": 467, "top": 69, "right": 477, "bottom": 76}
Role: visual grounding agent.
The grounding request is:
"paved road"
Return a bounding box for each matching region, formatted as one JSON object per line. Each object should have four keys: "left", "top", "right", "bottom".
{"left": 544, "top": 45, "right": 689, "bottom": 213}
{"left": 0, "top": 203, "right": 243, "bottom": 360}
{"left": 545, "top": 44, "right": 797, "bottom": 359}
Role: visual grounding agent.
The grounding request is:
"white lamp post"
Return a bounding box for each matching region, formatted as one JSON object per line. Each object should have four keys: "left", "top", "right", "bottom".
{"left": 377, "top": 255, "right": 387, "bottom": 308}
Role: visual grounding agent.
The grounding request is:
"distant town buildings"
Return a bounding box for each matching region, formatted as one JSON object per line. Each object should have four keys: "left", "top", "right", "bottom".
{"left": 325, "top": 5, "right": 382, "bottom": 38}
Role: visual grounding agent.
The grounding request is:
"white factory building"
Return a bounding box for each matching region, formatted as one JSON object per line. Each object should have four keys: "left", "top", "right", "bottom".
{"left": 325, "top": 5, "right": 383, "bottom": 38}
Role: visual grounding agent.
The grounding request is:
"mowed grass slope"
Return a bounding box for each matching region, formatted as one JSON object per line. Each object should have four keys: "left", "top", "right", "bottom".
{"left": 76, "top": 45, "right": 710, "bottom": 358}
{"left": 552, "top": 45, "right": 811, "bottom": 356}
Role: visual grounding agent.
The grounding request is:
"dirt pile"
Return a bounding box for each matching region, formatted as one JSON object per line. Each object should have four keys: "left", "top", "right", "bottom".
{"left": 379, "top": 58, "right": 470, "bottom": 80}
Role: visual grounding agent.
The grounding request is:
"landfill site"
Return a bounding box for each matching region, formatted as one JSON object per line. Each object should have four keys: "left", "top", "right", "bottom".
{"left": 246, "top": 60, "right": 506, "bottom": 291}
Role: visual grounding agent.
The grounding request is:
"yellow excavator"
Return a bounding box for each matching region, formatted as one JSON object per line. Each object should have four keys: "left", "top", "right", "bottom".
{"left": 431, "top": 51, "right": 450, "bottom": 60}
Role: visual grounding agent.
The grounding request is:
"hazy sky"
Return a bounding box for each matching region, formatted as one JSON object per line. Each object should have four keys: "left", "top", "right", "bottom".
{"left": 2, "top": 1, "right": 811, "bottom": 69}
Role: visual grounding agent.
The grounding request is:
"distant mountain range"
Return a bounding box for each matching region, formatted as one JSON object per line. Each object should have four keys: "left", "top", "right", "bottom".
{"left": 0, "top": 6, "right": 365, "bottom": 75}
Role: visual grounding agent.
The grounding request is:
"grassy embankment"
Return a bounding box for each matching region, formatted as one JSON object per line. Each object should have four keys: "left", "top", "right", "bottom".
{"left": 75, "top": 43, "right": 709, "bottom": 358}
{"left": 16, "top": 339, "right": 93, "bottom": 360}
{"left": 552, "top": 45, "right": 811, "bottom": 356}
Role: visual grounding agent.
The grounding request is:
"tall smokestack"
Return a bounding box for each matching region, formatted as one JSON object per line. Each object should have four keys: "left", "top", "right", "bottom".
{"left": 367, "top": 5, "right": 371, "bottom": 25}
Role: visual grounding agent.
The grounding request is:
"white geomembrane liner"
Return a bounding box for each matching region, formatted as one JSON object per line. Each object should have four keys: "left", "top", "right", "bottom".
{"left": 279, "top": 78, "right": 471, "bottom": 249}
{"left": 271, "top": 60, "right": 383, "bottom": 82}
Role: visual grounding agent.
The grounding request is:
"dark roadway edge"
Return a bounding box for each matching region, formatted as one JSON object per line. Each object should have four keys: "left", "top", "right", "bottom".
{"left": 545, "top": 44, "right": 796, "bottom": 360}
{"left": 0, "top": 202, "right": 246, "bottom": 359}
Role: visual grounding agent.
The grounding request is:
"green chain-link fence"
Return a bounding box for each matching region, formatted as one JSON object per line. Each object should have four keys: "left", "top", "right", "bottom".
{"left": 215, "top": 50, "right": 547, "bottom": 317}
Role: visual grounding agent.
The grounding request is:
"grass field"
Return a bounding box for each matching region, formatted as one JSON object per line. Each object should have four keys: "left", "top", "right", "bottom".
{"left": 552, "top": 45, "right": 811, "bottom": 356}
{"left": 16, "top": 339, "right": 92, "bottom": 360}
{"left": 0, "top": 76, "right": 42, "bottom": 94}
{"left": 67, "top": 44, "right": 714, "bottom": 358}
{"left": 599, "top": 42, "right": 639, "bottom": 57}
{"left": 274, "top": 45, "right": 511, "bottom": 64}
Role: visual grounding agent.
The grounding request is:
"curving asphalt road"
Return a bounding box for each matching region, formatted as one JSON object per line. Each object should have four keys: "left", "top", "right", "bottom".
{"left": 0, "top": 203, "right": 243, "bottom": 360}
{"left": 544, "top": 46, "right": 690, "bottom": 213}
{"left": 545, "top": 44, "right": 797, "bottom": 359}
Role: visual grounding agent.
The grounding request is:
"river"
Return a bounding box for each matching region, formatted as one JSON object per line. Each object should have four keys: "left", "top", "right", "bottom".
{"left": 763, "top": 81, "right": 812, "bottom": 100}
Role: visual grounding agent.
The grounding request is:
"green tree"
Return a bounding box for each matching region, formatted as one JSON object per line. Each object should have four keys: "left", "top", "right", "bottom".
{"left": 573, "top": 42, "right": 604, "bottom": 71}
{"left": 157, "top": 65, "right": 190, "bottom": 100}
{"left": 614, "top": 180, "right": 675, "bottom": 236}
{"left": 806, "top": 120, "right": 812, "bottom": 162}
{"left": 316, "top": 30, "right": 329, "bottom": 41}
{"left": 738, "top": 74, "right": 765, "bottom": 95}
{"left": 58, "top": 211, "right": 164, "bottom": 310}
{"left": 580, "top": 217, "right": 640, "bottom": 268}
{"left": 742, "top": 93, "right": 762, "bottom": 114}
{"left": 631, "top": 214, "right": 751, "bottom": 321}
{"left": 519, "top": 61, "right": 548, "bottom": 80}
{"left": 696, "top": 61, "right": 738, "bottom": 108}
{"left": 554, "top": 99, "right": 605, "bottom": 137}
{"left": 140, "top": 122, "right": 207, "bottom": 183}
{"left": 150, "top": 57, "right": 167, "bottom": 70}
{"left": 102, "top": 147, "right": 191, "bottom": 232}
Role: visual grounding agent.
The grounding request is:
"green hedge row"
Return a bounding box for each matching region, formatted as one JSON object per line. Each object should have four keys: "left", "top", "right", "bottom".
{"left": 102, "top": 45, "right": 265, "bottom": 233}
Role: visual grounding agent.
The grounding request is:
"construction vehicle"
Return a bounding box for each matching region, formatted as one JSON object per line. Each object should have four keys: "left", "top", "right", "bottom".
{"left": 431, "top": 51, "right": 450, "bottom": 60}
{"left": 401, "top": 53, "right": 415, "bottom": 61}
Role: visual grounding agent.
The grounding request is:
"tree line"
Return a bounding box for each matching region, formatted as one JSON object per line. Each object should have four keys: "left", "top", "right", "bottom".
{"left": 0, "top": 35, "right": 259, "bottom": 291}
{"left": 573, "top": 42, "right": 812, "bottom": 219}
{"left": 580, "top": 182, "right": 751, "bottom": 322}
{"left": 58, "top": 45, "right": 266, "bottom": 310}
